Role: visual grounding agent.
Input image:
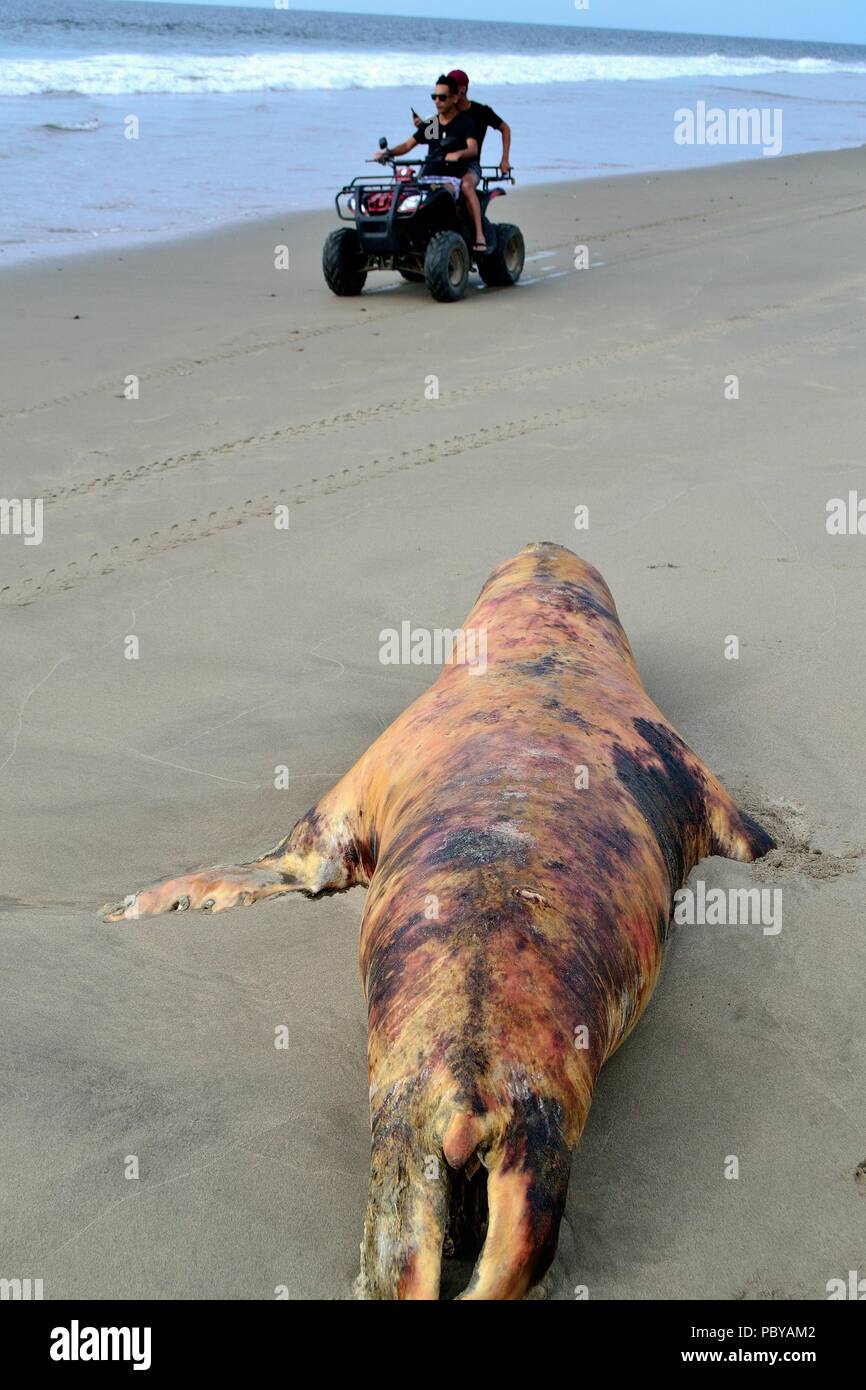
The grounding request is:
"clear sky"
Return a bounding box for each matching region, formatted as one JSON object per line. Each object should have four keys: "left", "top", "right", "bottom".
{"left": 157, "top": 1, "right": 866, "bottom": 46}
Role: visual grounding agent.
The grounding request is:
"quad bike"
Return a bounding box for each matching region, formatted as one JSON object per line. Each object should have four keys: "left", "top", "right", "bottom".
{"left": 323, "top": 138, "right": 525, "bottom": 303}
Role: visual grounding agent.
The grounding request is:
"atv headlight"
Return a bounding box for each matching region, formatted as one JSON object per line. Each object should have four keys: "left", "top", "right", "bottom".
{"left": 347, "top": 195, "right": 356, "bottom": 213}
{"left": 398, "top": 193, "right": 421, "bottom": 214}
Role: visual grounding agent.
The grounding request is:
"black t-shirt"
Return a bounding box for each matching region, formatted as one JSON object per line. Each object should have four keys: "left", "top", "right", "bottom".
{"left": 466, "top": 101, "right": 503, "bottom": 156}
{"left": 412, "top": 109, "right": 479, "bottom": 176}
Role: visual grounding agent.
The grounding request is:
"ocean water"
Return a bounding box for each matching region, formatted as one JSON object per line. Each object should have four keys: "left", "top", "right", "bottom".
{"left": 1, "top": 0, "right": 865, "bottom": 262}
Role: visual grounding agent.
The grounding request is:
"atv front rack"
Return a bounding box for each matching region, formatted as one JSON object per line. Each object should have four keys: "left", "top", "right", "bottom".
{"left": 333, "top": 162, "right": 517, "bottom": 260}
{"left": 335, "top": 166, "right": 515, "bottom": 223}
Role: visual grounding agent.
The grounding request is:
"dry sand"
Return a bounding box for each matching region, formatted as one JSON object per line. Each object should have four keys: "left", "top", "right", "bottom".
{"left": 1, "top": 147, "right": 864, "bottom": 1299}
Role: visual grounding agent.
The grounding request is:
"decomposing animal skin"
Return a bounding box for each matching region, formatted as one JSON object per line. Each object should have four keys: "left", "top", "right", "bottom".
{"left": 103, "top": 543, "right": 773, "bottom": 1299}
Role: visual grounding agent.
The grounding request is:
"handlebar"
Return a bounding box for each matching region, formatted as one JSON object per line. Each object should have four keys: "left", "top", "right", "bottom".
{"left": 368, "top": 132, "right": 514, "bottom": 181}
{"left": 365, "top": 156, "right": 515, "bottom": 182}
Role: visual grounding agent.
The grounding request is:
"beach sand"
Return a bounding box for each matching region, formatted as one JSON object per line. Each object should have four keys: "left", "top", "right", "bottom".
{"left": 1, "top": 147, "right": 864, "bottom": 1299}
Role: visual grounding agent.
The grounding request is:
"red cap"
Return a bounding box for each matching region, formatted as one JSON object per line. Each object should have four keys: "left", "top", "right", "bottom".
{"left": 448, "top": 69, "right": 469, "bottom": 89}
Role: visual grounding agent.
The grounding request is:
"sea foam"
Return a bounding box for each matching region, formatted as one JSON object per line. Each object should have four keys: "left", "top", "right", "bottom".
{"left": 4, "top": 49, "right": 866, "bottom": 96}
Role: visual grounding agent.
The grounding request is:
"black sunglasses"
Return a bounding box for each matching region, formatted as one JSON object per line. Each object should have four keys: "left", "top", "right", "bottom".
{"left": 431, "top": 92, "right": 451, "bottom": 101}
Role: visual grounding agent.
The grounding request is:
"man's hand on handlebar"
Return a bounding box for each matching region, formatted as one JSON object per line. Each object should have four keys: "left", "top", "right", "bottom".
{"left": 371, "top": 148, "right": 391, "bottom": 162}
{"left": 499, "top": 159, "right": 511, "bottom": 177}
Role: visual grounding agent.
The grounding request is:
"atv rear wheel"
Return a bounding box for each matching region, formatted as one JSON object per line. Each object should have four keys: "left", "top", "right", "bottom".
{"left": 323, "top": 228, "right": 367, "bottom": 296}
{"left": 477, "top": 223, "right": 525, "bottom": 288}
{"left": 424, "top": 231, "right": 470, "bottom": 302}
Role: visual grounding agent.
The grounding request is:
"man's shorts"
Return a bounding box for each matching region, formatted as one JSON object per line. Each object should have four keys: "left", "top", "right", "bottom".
{"left": 418, "top": 175, "right": 462, "bottom": 200}
{"left": 465, "top": 161, "right": 483, "bottom": 182}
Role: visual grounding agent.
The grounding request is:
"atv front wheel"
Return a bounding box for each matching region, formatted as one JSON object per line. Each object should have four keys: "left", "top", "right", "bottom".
{"left": 323, "top": 229, "right": 367, "bottom": 296}
{"left": 424, "top": 231, "right": 470, "bottom": 302}
{"left": 477, "top": 223, "right": 525, "bottom": 288}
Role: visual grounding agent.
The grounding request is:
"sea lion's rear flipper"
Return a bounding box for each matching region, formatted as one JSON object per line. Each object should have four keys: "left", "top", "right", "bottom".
{"left": 360, "top": 1098, "right": 570, "bottom": 1301}
{"left": 458, "top": 1109, "right": 571, "bottom": 1301}
{"left": 360, "top": 1096, "right": 449, "bottom": 1300}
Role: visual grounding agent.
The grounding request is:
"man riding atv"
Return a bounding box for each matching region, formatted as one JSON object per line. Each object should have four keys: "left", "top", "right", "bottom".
{"left": 372, "top": 75, "right": 487, "bottom": 254}
{"left": 324, "top": 82, "right": 524, "bottom": 302}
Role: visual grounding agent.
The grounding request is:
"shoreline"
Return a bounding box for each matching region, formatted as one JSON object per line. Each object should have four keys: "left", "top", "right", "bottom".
{"left": 3, "top": 140, "right": 864, "bottom": 276}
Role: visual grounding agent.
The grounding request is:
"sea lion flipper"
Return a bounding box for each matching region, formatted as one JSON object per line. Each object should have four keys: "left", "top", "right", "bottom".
{"left": 100, "top": 862, "right": 297, "bottom": 922}
{"left": 101, "top": 789, "right": 369, "bottom": 922}
{"left": 705, "top": 787, "right": 776, "bottom": 864}
{"left": 101, "top": 760, "right": 378, "bottom": 922}
{"left": 360, "top": 1102, "right": 449, "bottom": 1300}
{"left": 359, "top": 1088, "right": 573, "bottom": 1300}
{"left": 459, "top": 1115, "right": 571, "bottom": 1301}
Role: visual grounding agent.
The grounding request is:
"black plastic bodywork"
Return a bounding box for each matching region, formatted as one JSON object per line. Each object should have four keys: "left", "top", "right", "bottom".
{"left": 335, "top": 162, "right": 510, "bottom": 272}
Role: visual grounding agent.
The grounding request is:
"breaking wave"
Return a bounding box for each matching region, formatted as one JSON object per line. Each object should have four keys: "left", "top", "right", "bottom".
{"left": 41, "top": 118, "right": 101, "bottom": 131}
{"left": 5, "top": 49, "right": 866, "bottom": 96}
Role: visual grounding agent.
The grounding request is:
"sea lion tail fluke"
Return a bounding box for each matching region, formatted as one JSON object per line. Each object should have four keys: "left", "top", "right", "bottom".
{"left": 458, "top": 1101, "right": 572, "bottom": 1301}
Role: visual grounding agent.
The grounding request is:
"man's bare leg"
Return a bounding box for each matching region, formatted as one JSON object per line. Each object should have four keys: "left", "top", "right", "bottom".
{"left": 460, "top": 171, "right": 486, "bottom": 252}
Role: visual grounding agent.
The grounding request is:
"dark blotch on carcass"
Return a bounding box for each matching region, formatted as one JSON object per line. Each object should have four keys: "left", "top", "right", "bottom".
{"left": 613, "top": 718, "right": 708, "bottom": 895}
{"left": 541, "top": 696, "right": 591, "bottom": 729}
{"left": 367, "top": 913, "right": 450, "bottom": 1021}
{"left": 271, "top": 806, "right": 325, "bottom": 861}
{"left": 546, "top": 581, "right": 619, "bottom": 626}
{"left": 429, "top": 826, "right": 529, "bottom": 870}
{"left": 343, "top": 840, "right": 360, "bottom": 873}
{"left": 497, "top": 1091, "right": 571, "bottom": 1277}
{"left": 358, "top": 827, "right": 379, "bottom": 878}
{"left": 449, "top": 952, "right": 491, "bottom": 1109}
{"left": 499, "top": 1093, "right": 566, "bottom": 1186}
{"left": 561, "top": 708, "right": 593, "bottom": 729}
{"left": 657, "top": 907, "right": 670, "bottom": 944}
{"left": 514, "top": 653, "right": 567, "bottom": 678}
{"left": 375, "top": 823, "right": 427, "bottom": 881}
{"left": 605, "top": 825, "right": 637, "bottom": 859}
